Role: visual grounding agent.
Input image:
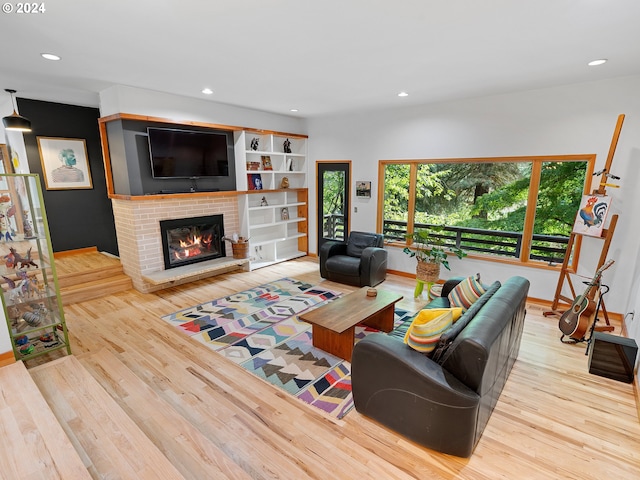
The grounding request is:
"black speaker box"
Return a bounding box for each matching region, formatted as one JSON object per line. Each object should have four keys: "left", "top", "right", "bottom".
{"left": 588, "top": 332, "right": 638, "bottom": 383}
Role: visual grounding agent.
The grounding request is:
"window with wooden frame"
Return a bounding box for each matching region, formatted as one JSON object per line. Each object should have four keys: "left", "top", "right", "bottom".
{"left": 377, "top": 155, "right": 595, "bottom": 268}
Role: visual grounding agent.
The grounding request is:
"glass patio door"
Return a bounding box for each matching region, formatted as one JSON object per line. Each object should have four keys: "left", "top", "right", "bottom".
{"left": 317, "top": 161, "right": 351, "bottom": 250}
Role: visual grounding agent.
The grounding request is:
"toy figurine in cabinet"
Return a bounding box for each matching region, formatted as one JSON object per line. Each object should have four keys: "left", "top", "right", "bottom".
{"left": 2, "top": 270, "right": 41, "bottom": 302}
{"left": 7, "top": 247, "right": 38, "bottom": 269}
{"left": 25, "top": 276, "right": 42, "bottom": 298}
{"left": 23, "top": 210, "right": 35, "bottom": 239}
{"left": 3, "top": 274, "right": 26, "bottom": 303}
{"left": 4, "top": 250, "right": 15, "bottom": 269}
{"left": 21, "top": 303, "right": 48, "bottom": 327}
{"left": 0, "top": 194, "right": 16, "bottom": 241}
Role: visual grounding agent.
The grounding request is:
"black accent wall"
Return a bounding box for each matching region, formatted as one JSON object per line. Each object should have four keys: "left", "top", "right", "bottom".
{"left": 18, "top": 98, "right": 119, "bottom": 255}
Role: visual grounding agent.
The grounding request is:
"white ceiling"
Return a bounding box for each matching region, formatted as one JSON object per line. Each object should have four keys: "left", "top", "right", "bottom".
{"left": 1, "top": 0, "right": 640, "bottom": 118}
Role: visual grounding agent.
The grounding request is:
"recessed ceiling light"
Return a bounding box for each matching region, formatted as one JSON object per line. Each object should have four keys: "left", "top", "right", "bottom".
{"left": 588, "top": 59, "right": 607, "bottom": 66}
{"left": 290, "top": 109, "right": 299, "bottom": 112}
{"left": 41, "top": 53, "right": 61, "bottom": 61}
{"left": 202, "top": 88, "right": 213, "bottom": 95}
{"left": 398, "top": 91, "right": 409, "bottom": 97}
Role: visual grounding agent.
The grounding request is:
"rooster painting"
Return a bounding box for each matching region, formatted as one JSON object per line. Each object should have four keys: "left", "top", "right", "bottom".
{"left": 573, "top": 195, "right": 611, "bottom": 237}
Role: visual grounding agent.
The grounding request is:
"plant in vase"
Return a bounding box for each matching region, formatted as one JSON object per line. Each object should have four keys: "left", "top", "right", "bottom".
{"left": 403, "top": 226, "right": 466, "bottom": 284}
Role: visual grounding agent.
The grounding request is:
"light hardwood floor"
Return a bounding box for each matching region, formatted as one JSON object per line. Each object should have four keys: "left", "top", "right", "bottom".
{"left": 21, "top": 254, "right": 640, "bottom": 479}
{"left": 0, "top": 361, "right": 92, "bottom": 479}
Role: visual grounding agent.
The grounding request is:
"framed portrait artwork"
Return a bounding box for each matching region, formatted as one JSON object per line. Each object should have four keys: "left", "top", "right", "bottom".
{"left": 37, "top": 137, "right": 93, "bottom": 190}
{"left": 247, "top": 173, "right": 263, "bottom": 190}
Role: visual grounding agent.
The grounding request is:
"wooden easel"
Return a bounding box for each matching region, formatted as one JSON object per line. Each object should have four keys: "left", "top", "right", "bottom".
{"left": 548, "top": 215, "right": 617, "bottom": 327}
{"left": 546, "top": 114, "right": 625, "bottom": 330}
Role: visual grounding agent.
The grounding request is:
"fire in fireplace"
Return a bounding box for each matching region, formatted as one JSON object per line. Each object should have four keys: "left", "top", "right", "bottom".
{"left": 160, "top": 215, "right": 225, "bottom": 269}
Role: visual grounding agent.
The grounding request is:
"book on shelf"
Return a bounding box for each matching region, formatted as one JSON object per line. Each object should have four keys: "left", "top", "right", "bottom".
{"left": 261, "top": 155, "right": 273, "bottom": 171}
{"left": 247, "top": 161, "right": 261, "bottom": 171}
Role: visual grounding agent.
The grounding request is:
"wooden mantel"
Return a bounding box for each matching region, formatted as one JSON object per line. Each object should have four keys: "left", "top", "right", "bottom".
{"left": 108, "top": 187, "right": 305, "bottom": 202}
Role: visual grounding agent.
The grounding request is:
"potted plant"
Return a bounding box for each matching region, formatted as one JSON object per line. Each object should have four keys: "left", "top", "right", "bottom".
{"left": 403, "top": 226, "right": 466, "bottom": 282}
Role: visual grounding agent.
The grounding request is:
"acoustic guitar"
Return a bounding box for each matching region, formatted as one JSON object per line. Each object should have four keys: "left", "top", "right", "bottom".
{"left": 558, "top": 259, "right": 614, "bottom": 340}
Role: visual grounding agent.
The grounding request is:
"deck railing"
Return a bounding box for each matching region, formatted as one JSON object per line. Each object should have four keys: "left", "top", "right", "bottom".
{"left": 323, "top": 213, "right": 345, "bottom": 241}
{"left": 383, "top": 220, "right": 569, "bottom": 264}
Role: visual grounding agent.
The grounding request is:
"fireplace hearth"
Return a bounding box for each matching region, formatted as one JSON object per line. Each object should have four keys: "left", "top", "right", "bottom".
{"left": 160, "top": 215, "right": 225, "bottom": 269}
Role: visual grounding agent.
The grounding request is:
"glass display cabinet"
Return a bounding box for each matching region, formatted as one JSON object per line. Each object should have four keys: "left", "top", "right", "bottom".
{"left": 0, "top": 173, "right": 70, "bottom": 361}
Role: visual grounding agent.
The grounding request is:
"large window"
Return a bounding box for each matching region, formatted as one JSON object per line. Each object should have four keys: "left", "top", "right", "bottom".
{"left": 378, "top": 155, "right": 594, "bottom": 266}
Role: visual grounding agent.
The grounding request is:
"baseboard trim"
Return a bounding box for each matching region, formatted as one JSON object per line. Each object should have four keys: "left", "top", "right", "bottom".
{"left": 386, "top": 268, "right": 414, "bottom": 279}
{"left": 528, "top": 296, "right": 623, "bottom": 322}
{"left": 0, "top": 350, "right": 15, "bottom": 367}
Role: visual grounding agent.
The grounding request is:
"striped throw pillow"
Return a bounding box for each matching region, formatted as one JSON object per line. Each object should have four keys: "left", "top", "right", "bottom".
{"left": 447, "top": 274, "right": 487, "bottom": 311}
{"left": 403, "top": 309, "right": 458, "bottom": 355}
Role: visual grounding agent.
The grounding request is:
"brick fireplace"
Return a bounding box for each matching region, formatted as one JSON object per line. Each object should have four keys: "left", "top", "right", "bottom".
{"left": 160, "top": 214, "right": 226, "bottom": 270}
{"left": 111, "top": 194, "right": 240, "bottom": 293}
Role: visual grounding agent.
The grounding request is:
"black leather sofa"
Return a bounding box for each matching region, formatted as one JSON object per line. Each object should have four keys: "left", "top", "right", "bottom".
{"left": 351, "top": 276, "right": 530, "bottom": 457}
{"left": 319, "top": 231, "right": 387, "bottom": 287}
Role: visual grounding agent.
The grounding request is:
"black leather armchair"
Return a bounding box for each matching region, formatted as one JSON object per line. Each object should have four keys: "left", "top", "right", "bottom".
{"left": 319, "top": 231, "right": 387, "bottom": 287}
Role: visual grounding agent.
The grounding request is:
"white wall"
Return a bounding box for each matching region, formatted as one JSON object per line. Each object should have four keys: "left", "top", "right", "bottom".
{"left": 307, "top": 75, "right": 640, "bottom": 333}
{"left": 0, "top": 99, "right": 11, "bottom": 137}
{"left": 99, "top": 85, "right": 307, "bottom": 135}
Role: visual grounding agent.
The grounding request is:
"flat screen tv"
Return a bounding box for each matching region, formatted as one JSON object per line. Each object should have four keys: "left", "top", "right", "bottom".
{"left": 148, "top": 127, "right": 230, "bottom": 178}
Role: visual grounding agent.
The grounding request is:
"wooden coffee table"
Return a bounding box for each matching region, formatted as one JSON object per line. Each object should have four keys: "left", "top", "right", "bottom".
{"left": 300, "top": 287, "right": 403, "bottom": 361}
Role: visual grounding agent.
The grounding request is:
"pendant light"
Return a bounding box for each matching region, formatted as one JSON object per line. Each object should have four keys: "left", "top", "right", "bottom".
{"left": 3, "top": 89, "right": 32, "bottom": 132}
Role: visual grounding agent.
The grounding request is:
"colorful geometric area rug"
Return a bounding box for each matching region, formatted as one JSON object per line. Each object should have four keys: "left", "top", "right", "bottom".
{"left": 161, "top": 278, "right": 416, "bottom": 419}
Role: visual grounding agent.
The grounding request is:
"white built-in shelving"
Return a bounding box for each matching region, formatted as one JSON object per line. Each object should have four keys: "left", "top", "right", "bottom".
{"left": 234, "top": 131, "right": 308, "bottom": 270}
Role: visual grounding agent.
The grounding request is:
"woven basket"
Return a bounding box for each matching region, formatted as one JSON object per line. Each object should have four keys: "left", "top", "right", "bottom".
{"left": 416, "top": 260, "right": 440, "bottom": 282}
